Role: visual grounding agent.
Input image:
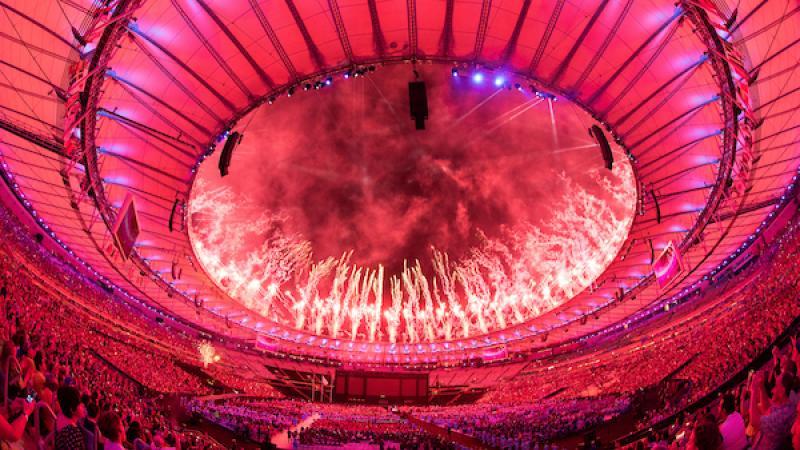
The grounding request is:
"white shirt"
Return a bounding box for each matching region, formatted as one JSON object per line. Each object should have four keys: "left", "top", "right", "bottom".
{"left": 720, "top": 411, "right": 748, "bottom": 450}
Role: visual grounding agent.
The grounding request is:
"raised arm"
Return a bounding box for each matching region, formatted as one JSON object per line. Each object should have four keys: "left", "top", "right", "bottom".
{"left": 0, "top": 399, "right": 34, "bottom": 442}
{"left": 749, "top": 370, "right": 769, "bottom": 431}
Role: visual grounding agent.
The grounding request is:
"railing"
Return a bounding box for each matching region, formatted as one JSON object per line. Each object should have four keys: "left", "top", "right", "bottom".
{"left": 179, "top": 428, "right": 228, "bottom": 450}
{"left": 615, "top": 310, "right": 800, "bottom": 446}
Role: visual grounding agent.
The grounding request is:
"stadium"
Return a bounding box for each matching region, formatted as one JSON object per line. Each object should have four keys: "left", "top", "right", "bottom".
{"left": 0, "top": 0, "right": 799, "bottom": 448}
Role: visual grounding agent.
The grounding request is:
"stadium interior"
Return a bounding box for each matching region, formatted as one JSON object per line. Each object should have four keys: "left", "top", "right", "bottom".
{"left": 1, "top": 0, "right": 800, "bottom": 449}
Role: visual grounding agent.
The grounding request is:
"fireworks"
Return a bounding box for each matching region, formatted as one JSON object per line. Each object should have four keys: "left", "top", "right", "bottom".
{"left": 198, "top": 341, "right": 219, "bottom": 367}
{"left": 187, "top": 66, "right": 638, "bottom": 344}
{"left": 189, "top": 163, "right": 635, "bottom": 344}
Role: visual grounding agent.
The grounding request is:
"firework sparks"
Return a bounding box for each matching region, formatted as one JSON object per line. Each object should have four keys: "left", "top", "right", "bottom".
{"left": 189, "top": 162, "right": 634, "bottom": 343}
{"left": 187, "top": 65, "right": 637, "bottom": 344}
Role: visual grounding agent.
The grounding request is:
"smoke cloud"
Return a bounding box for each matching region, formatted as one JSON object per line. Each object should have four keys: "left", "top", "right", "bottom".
{"left": 189, "top": 64, "right": 636, "bottom": 342}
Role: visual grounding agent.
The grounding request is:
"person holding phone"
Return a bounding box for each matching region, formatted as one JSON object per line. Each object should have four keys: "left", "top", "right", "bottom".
{"left": 0, "top": 397, "right": 35, "bottom": 444}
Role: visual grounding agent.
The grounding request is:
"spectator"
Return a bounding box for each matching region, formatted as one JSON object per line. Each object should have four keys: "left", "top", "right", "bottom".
{"left": 83, "top": 401, "right": 99, "bottom": 434}
{"left": 0, "top": 339, "right": 22, "bottom": 401}
{"left": 750, "top": 370, "right": 796, "bottom": 450}
{"left": 55, "top": 385, "right": 88, "bottom": 450}
{"left": 98, "top": 411, "right": 126, "bottom": 450}
{"left": 719, "top": 393, "right": 747, "bottom": 450}
{"left": 0, "top": 397, "right": 34, "bottom": 444}
{"left": 689, "top": 413, "right": 722, "bottom": 450}
{"left": 126, "top": 420, "right": 150, "bottom": 450}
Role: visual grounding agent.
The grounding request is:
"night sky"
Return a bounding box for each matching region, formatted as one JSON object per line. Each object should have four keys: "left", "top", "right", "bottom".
{"left": 196, "top": 64, "right": 620, "bottom": 277}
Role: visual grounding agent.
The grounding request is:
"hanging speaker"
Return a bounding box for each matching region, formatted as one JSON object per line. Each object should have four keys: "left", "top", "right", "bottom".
{"left": 589, "top": 125, "right": 613, "bottom": 170}
{"left": 650, "top": 190, "right": 661, "bottom": 224}
{"left": 218, "top": 131, "right": 243, "bottom": 177}
{"left": 408, "top": 81, "right": 429, "bottom": 130}
{"left": 168, "top": 198, "right": 180, "bottom": 232}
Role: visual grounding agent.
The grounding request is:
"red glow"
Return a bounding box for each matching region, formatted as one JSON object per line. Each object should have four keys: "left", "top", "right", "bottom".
{"left": 186, "top": 65, "right": 638, "bottom": 344}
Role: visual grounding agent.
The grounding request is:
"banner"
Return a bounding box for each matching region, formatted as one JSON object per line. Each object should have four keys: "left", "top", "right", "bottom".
{"left": 256, "top": 335, "right": 280, "bottom": 352}
{"left": 653, "top": 241, "right": 683, "bottom": 288}
{"left": 481, "top": 345, "right": 508, "bottom": 362}
{"left": 111, "top": 192, "right": 140, "bottom": 261}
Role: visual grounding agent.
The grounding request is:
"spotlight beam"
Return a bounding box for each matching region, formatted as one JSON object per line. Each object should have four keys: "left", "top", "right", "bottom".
{"left": 487, "top": 97, "right": 544, "bottom": 127}
{"left": 449, "top": 89, "right": 503, "bottom": 129}
{"left": 548, "top": 98, "right": 559, "bottom": 149}
{"left": 365, "top": 76, "right": 424, "bottom": 150}
{"left": 477, "top": 98, "right": 544, "bottom": 139}
{"left": 549, "top": 143, "right": 600, "bottom": 155}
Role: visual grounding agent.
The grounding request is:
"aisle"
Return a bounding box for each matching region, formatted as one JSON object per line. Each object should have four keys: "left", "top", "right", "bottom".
{"left": 400, "top": 412, "right": 491, "bottom": 450}
{"left": 182, "top": 416, "right": 261, "bottom": 450}
{"left": 271, "top": 413, "right": 320, "bottom": 449}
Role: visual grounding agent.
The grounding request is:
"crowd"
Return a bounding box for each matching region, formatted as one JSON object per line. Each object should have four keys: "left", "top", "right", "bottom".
{"left": 0, "top": 251, "right": 214, "bottom": 449}
{"left": 187, "top": 397, "right": 308, "bottom": 443}
{"left": 0, "top": 208, "right": 211, "bottom": 396}
{"left": 89, "top": 330, "right": 211, "bottom": 395}
{"left": 200, "top": 365, "right": 281, "bottom": 398}
{"left": 0, "top": 258, "right": 210, "bottom": 396}
{"left": 187, "top": 398, "right": 458, "bottom": 449}
{"left": 296, "top": 404, "right": 455, "bottom": 449}
{"left": 618, "top": 219, "right": 800, "bottom": 449}
{"left": 297, "top": 418, "right": 452, "bottom": 449}
{"left": 405, "top": 396, "right": 629, "bottom": 448}
{"left": 621, "top": 334, "right": 800, "bottom": 450}
{"left": 0, "top": 205, "right": 227, "bottom": 449}
{"left": 399, "top": 217, "right": 800, "bottom": 449}
{"left": 0, "top": 179, "right": 798, "bottom": 450}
